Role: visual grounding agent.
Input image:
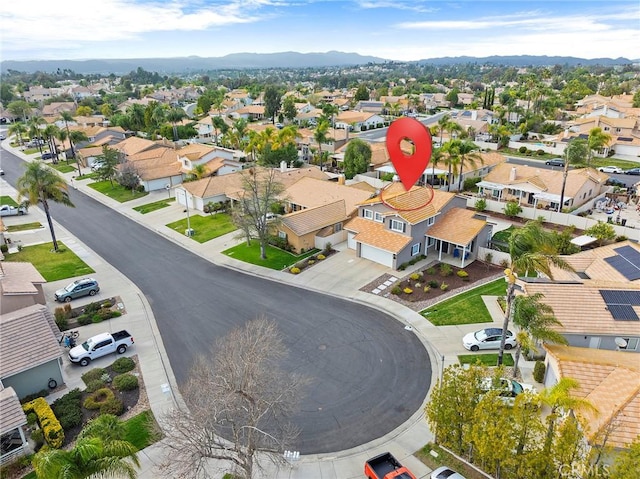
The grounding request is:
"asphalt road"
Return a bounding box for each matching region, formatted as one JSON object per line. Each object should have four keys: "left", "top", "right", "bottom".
{"left": 0, "top": 147, "right": 432, "bottom": 454}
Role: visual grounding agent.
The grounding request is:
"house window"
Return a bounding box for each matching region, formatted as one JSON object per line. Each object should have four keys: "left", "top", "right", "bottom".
{"left": 278, "top": 231, "right": 287, "bottom": 239}
{"left": 620, "top": 338, "right": 639, "bottom": 350}
{"left": 374, "top": 212, "right": 383, "bottom": 223}
{"left": 335, "top": 223, "right": 343, "bottom": 232}
{"left": 427, "top": 237, "right": 435, "bottom": 247}
{"left": 616, "top": 128, "right": 621, "bottom": 133}
{"left": 390, "top": 219, "right": 405, "bottom": 233}
{"left": 427, "top": 216, "right": 435, "bottom": 226}
{"left": 604, "top": 126, "right": 610, "bottom": 131}
{"left": 411, "top": 243, "right": 421, "bottom": 256}
{"left": 363, "top": 209, "right": 373, "bottom": 219}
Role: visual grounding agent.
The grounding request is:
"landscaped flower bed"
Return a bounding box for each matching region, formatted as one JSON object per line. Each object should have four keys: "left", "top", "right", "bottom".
{"left": 54, "top": 296, "right": 124, "bottom": 330}
{"left": 288, "top": 247, "right": 336, "bottom": 274}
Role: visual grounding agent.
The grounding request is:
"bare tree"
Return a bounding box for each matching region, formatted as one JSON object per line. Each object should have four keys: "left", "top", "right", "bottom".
{"left": 232, "top": 168, "right": 285, "bottom": 259}
{"left": 160, "top": 317, "right": 309, "bottom": 479}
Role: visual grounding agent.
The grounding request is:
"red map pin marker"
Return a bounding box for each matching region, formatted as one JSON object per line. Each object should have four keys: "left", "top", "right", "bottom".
{"left": 386, "top": 117, "right": 433, "bottom": 191}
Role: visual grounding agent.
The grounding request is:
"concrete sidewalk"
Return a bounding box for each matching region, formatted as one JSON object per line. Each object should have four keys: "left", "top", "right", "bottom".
{"left": 1, "top": 145, "right": 537, "bottom": 478}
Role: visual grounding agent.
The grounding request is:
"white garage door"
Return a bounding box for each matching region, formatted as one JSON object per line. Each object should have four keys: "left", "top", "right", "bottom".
{"left": 360, "top": 243, "right": 394, "bottom": 268}
{"left": 347, "top": 232, "right": 357, "bottom": 250}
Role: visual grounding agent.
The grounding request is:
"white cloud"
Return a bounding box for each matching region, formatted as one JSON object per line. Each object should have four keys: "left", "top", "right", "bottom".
{"left": 355, "top": 0, "right": 437, "bottom": 13}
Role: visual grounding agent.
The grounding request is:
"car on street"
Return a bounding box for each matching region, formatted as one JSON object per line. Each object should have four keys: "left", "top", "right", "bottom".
{"left": 624, "top": 168, "right": 640, "bottom": 176}
{"left": 480, "top": 377, "right": 535, "bottom": 406}
{"left": 462, "top": 328, "right": 517, "bottom": 351}
{"left": 0, "top": 204, "right": 27, "bottom": 216}
{"left": 431, "top": 466, "right": 466, "bottom": 479}
{"left": 605, "top": 177, "right": 626, "bottom": 188}
{"left": 545, "top": 158, "right": 565, "bottom": 167}
{"left": 0, "top": 133, "right": 6, "bottom": 140}
{"left": 54, "top": 278, "right": 100, "bottom": 302}
{"left": 0, "top": 168, "right": 4, "bottom": 176}
{"left": 598, "top": 166, "right": 623, "bottom": 174}
{"left": 41, "top": 152, "right": 55, "bottom": 160}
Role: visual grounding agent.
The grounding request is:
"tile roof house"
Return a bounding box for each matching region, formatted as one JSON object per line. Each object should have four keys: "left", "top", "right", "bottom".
{"left": 0, "top": 304, "right": 63, "bottom": 400}
{"left": 0, "top": 386, "right": 29, "bottom": 465}
{"left": 477, "top": 163, "right": 609, "bottom": 211}
{"left": 41, "top": 102, "right": 76, "bottom": 117}
{"left": 518, "top": 241, "right": 640, "bottom": 353}
{"left": 127, "top": 146, "right": 184, "bottom": 192}
{"left": 0, "top": 262, "right": 47, "bottom": 315}
{"left": 345, "top": 183, "right": 492, "bottom": 269}
{"left": 544, "top": 344, "right": 640, "bottom": 449}
{"left": 335, "top": 111, "right": 385, "bottom": 132}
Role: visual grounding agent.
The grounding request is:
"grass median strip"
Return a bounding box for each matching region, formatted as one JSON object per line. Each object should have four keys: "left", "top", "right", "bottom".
{"left": 51, "top": 162, "right": 77, "bottom": 174}
{"left": 420, "top": 278, "right": 506, "bottom": 326}
{"left": 89, "top": 180, "right": 148, "bottom": 202}
{"left": 133, "top": 197, "right": 175, "bottom": 214}
{"left": 6, "top": 222, "right": 43, "bottom": 232}
{"left": 2, "top": 241, "right": 94, "bottom": 281}
{"left": 165, "top": 213, "right": 236, "bottom": 243}
{"left": 458, "top": 353, "right": 514, "bottom": 367}
{"left": 223, "top": 240, "right": 316, "bottom": 270}
{"left": 0, "top": 195, "right": 19, "bottom": 206}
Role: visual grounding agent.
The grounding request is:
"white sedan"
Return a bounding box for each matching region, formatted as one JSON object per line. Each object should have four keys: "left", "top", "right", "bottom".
{"left": 480, "top": 377, "right": 535, "bottom": 406}
{"left": 431, "top": 466, "right": 466, "bottom": 479}
{"left": 462, "top": 328, "right": 517, "bottom": 351}
{"left": 598, "top": 166, "right": 623, "bottom": 174}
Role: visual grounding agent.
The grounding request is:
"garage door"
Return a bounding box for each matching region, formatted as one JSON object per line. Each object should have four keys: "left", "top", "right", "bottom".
{"left": 360, "top": 243, "right": 394, "bottom": 268}
{"left": 347, "top": 232, "right": 357, "bottom": 250}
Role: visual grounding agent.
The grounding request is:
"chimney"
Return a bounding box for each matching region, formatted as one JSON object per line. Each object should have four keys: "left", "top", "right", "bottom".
{"left": 338, "top": 174, "right": 345, "bottom": 185}
{"left": 509, "top": 167, "right": 517, "bottom": 181}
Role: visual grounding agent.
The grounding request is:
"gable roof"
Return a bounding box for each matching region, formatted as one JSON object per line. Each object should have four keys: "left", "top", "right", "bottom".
{"left": 0, "top": 387, "right": 27, "bottom": 431}
{"left": 283, "top": 177, "right": 372, "bottom": 215}
{"left": 0, "top": 262, "right": 46, "bottom": 295}
{"left": 111, "top": 136, "right": 159, "bottom": 157}
{"left": 281, "top": 200, "right": 347, "bottom": 236}
{"left": 0, "top": 305, "right": 61, "bottom": 378}
{"left": 545, "top": 344, "right": 640, "bottom": 449}
{"left": 336, "top": 111, "right": 379, "bottom": 124}
{"left": 344, "top": 217, "right": 412, "bottom": 253}
{"left": 425, "top": 208, "right": 488, "bottom": 246}
{"left": 177, "top": 143, "right": 216, "bottom": 161}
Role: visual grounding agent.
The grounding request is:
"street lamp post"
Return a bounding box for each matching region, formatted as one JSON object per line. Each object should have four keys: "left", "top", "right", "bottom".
{"left": 184, "top": 191, "right": 192, "bottom": 236}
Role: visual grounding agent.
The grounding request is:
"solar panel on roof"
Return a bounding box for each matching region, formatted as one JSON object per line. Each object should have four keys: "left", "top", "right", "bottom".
{"left": 604, "top": 256, "right": 640, "bottom": 281}
{"left": 618, "top": 137, "right": 633, "bottom": 142}
{"left": 608, "top": 304, "right": 639, "bottom": 321}
{"left": 615, "top": 245, "right": 640, "bottom": 262}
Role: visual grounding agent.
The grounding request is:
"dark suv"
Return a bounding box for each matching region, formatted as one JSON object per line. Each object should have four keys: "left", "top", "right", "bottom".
{"left": 545, "top": 158, "right": 565, "bottom": 167}
{"left": 55, "top": 278, "right": 100, "bottom": 302}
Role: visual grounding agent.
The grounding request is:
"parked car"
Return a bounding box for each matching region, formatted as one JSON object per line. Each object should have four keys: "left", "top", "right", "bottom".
{"left": 605, "top": 177, "right": 626, "bottom": 187}
{"left": 54, "top": 278, "right": 100, "bottom": 302}
{"left": 68, "top": 330, "right": 134, "bottom": 366}
{"left": 41, "top": 152, "right": 55, "bottom": 160}
{"left": 0, "top": 204, "right": 27, "bottom": 216}
{"left": 480, "top": 377, "right": 535, "bottom": 406}
{"left": 598, "top": 166, "right": 623, "bottom": 174}
{"left": 462, "top": 328, "right": 516, "bottom": 351}
{"left": 545, "top": 158, "right": 564, "bottom": 167}
{"left": 431, "top": 466, "right": 466, "bottom": 479}
{"left": 91, "top": 160, "right": 105, "bottom": 171}
{"left": 624, "top": 168, "right": 640, "bottom": 176}
{"left": 0, "top": 168, "right": 4, "bottom": 176}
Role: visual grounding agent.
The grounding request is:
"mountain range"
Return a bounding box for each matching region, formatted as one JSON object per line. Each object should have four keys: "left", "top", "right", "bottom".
{"left": 1, "top": 51, "right": 634, "bottom": 75}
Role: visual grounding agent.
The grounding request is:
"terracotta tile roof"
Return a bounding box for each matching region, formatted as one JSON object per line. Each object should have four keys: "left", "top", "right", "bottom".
{"left": 0, "top": 387, "right": 27, "bottom": 431}
{"left": 112, "top": 137, "right": 158, "bottom": 156}
{"left": 283, "top": 177, "right": 373, "bottom": 214}
{"left": 282, "top": 200, "right": 347, "bottom": 235}
{"left": 128, "top": 146, "right": 177, "bottom": 163}
{"left": 344, "top": 216, "right": 412, "bottom": 253}
{"left": 426, "top": 208, "right": 487, "bottom": 246}
{"left": 0, "top": 305, "right": 61, "bottom": 378}
{"left": 348, "top": 181, "right": 377, "bottom": 193}
{"left": 177, "top": 143, "right": 215, "bottom": 161}
{"left": 545, "top": 344, "right": 640, "bottom": 448}
{"left": 235, "top": 105, "right": 265, "bottom": 115}
{"left": 0, "top": 262, "right": 46, "bottom": 295}
{"left": 78, "top": 146, "right": 105, "bottom": 158}
{"left": 336, "top": 111, "right": 378, "bottom": 124}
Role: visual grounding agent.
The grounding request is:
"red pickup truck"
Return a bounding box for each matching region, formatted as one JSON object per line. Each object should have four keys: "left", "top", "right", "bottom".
{"left": 364, "top": 452, "right": 417, "bottom": 479}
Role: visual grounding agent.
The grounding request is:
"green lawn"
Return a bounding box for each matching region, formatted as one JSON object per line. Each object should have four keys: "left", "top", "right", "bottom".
{"left": 2, "top": 241, "right": 94, "bottom": 281}
{"left": 133, "top": 197, "right": 175, "bottom": 214}
{"left": 166, "top": 213, "right": 236, "bottom": 243}
{"left": 75, "top": 172, "right": 98, "bottom": 180}
{"left": 0, "top": 195, "right": 18, "bottom": 206}
{"left": 420, "top": 278, "right": 506, "bottom": 326}
{"left": 458, "top": 353, "right": 514, "bottom": 367}
{"left": 223, "top": 240, "right": 317, "bottom": 270}
{"left": 50, "top": 162, "right": 77, "bottom": 174}
{"left": 89, "top": 180, "right": 148, "bottom": 203}
{"left": 6, "top": 222, "right": 42, "bottom": 232}
{"left": 123, "top": 410, "right": 162, "bottom": 450}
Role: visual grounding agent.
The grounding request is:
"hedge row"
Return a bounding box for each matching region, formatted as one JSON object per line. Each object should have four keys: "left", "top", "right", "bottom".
{"left": 22, "top": 397, "right": 64, "bottom": 448}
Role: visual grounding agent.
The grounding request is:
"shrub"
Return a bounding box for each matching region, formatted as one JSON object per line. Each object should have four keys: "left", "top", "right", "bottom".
{"left": 31, "top": 428, "right": 44, "bottom": 447}
{"left": 100, "top": 398, "right": 125, "bottom": 416}
{"left": 54, "top": 307, "right": 68, "bottom": 330}
{"left": 414, "top": 282, "right": 422, "bottom": 288}
{"left": 475, "top": 198, "right": 487, "bottom": 212}
{"left": 423, "top": 286, "right": 431, "bottom": 293}
{"left": 317, "top": 254, "right": 325, "bottom": 260}
{"left": 0, "top": 244, "right": 8, "bottom": 253}
{"left": 615, "top": 235, "right": 628, "bottom": 242}
{"left": 391, "top": 285, "right": 402, "bottom": 295}
{"left": 22, "top": 398, "right": 64, "bottom": 448}
{"left": 308, "top": 259, "right": 315, "bottom": 265}
{"left": 457, "top": 270, "right": 469, "bottom": 280}
{"left": 500, "top": 259, "right": 510, "bottom": 268}
{"left": 77, "top": 314, "right": 92, "bottom": 326}
{"left": 518, "top": 146, "right": 527, "bottom": 154}
{"left": 26, "top": 412, "right": 38, "bottom": 426}
{"left": 504, "top": 201, "right": 523, "bottom": 218}
{"left": 403, "top": 287, "right": 413, "bottom": 294}
{"left": 20, "top": 390, "right": 49, "bottom": 404}
{"left": 113, "top": 373, "right": 139, "bottom": 391}
{"left": 440, "top": 282, "right": 449, "bottom": 291}
{"left": 536, "top": 149, "right": 545, "bottom": 156}
{"left": 82, "top": 367, "right": 107, "bottom": 385}
{"left": 323, "top": 242, "right": 332, "bottom": 254}
{"left": 428, "top": 279, "right": 439, "bottom": 288}
{"left": 410, "top": 273, "right": 421, "bottom": 281}
{"left": 484, "top": 252, "right": 494, "bottom": 264}
{"left": 85, "top": 379, "right": 106, "bottom": 393}
{"left": 463, "top": 177, "right": 482, "bottom": 191}
{"left": 112, "top": 356, "right": 136, "bottom": 373}
{"left": 533, "top": 361, "right": 546, "bottom": 383}
{"left": 439, "top": 263, "right": 452, "bottom": 276}
{"left": 63, "top": 303, "right": 73, "bottom": 317}
{"left": 426, "top": 267, "right": 436, "bottom": 275}
{"left": 289, "top": 267, "right": 301, "bottom": 274}
{"left": 84, "top": 388, "right": 115, "bottom": 410}
{"left": 101, "top": 373, "right": 112, "bottom": 384}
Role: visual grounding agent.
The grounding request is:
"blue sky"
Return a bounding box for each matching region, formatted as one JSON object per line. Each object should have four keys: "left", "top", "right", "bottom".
{"left": 2, "top": 1, "right": 639, "bottom": 62}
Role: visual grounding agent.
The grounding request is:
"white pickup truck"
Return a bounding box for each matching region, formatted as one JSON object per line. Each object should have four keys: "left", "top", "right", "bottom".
{"left": 69, "top": 330, "right": 134, "bottom": 366}
{"left": 0, "top": 204, "right": 27, "bottom": 217}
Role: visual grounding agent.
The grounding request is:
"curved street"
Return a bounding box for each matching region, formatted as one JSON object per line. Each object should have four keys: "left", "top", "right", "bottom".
{"left": 0, "top": 147, "right": 432, "bottom": 454}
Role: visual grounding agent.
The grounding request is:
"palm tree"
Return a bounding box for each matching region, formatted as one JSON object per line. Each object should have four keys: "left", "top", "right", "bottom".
{"left": 55, "top": 128, "right": 68, "bottom": 163}
{"left": 511, "top": 292, "right": 568, "bottom": 377}
{"left": 166, "top": 107, "right": 186, "bottom": 141}
{"left": 429, "top": 146, "right": 446, "bottom": 186}
{"left": 436, "top": 114, "right": 452, "bottom": 147}
{"left": 313, "top": 120, "right": 330, "bottom": 170}
{"left": 558, "top": 138, "right": 589, "bottom": 212}
{"left": 16, "top": 161, "right": 74, "bottom": 252}
{"left": 32, "top": 435, "right": 140, "bottom": 479}
{"left": 451, "top": 139, "right": 482, "bottom": 191}
{"left": 539, "top": 378, "right": 597, "bottom": 455}
{"left": 59, "top": 111, "right": 77, "bottom": 160}
{"left": 190, "top": 163, "right": 207, "bottom": 180}
{"left": 27, "top": 115, "right": 46, "bottom": 155}
{"left": 42, "top": 124, "right": 61, "bottom": 162}
{"left": 587, "top": 127, "right": 612, "bottom": 166}
{"left": 211, "top": 116, "right": 227, "bottom": 145}
{"left": 68, "top": 130, "right": 89, "bottom": 175}
{"left": 8, "top": 122, "right": 27, "bottom": 146}
{"left": 497, "top": 221, "right": 572, "bottom": 366}
{"left": 78, "top": 414, "right": 128, "bottom": 442}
